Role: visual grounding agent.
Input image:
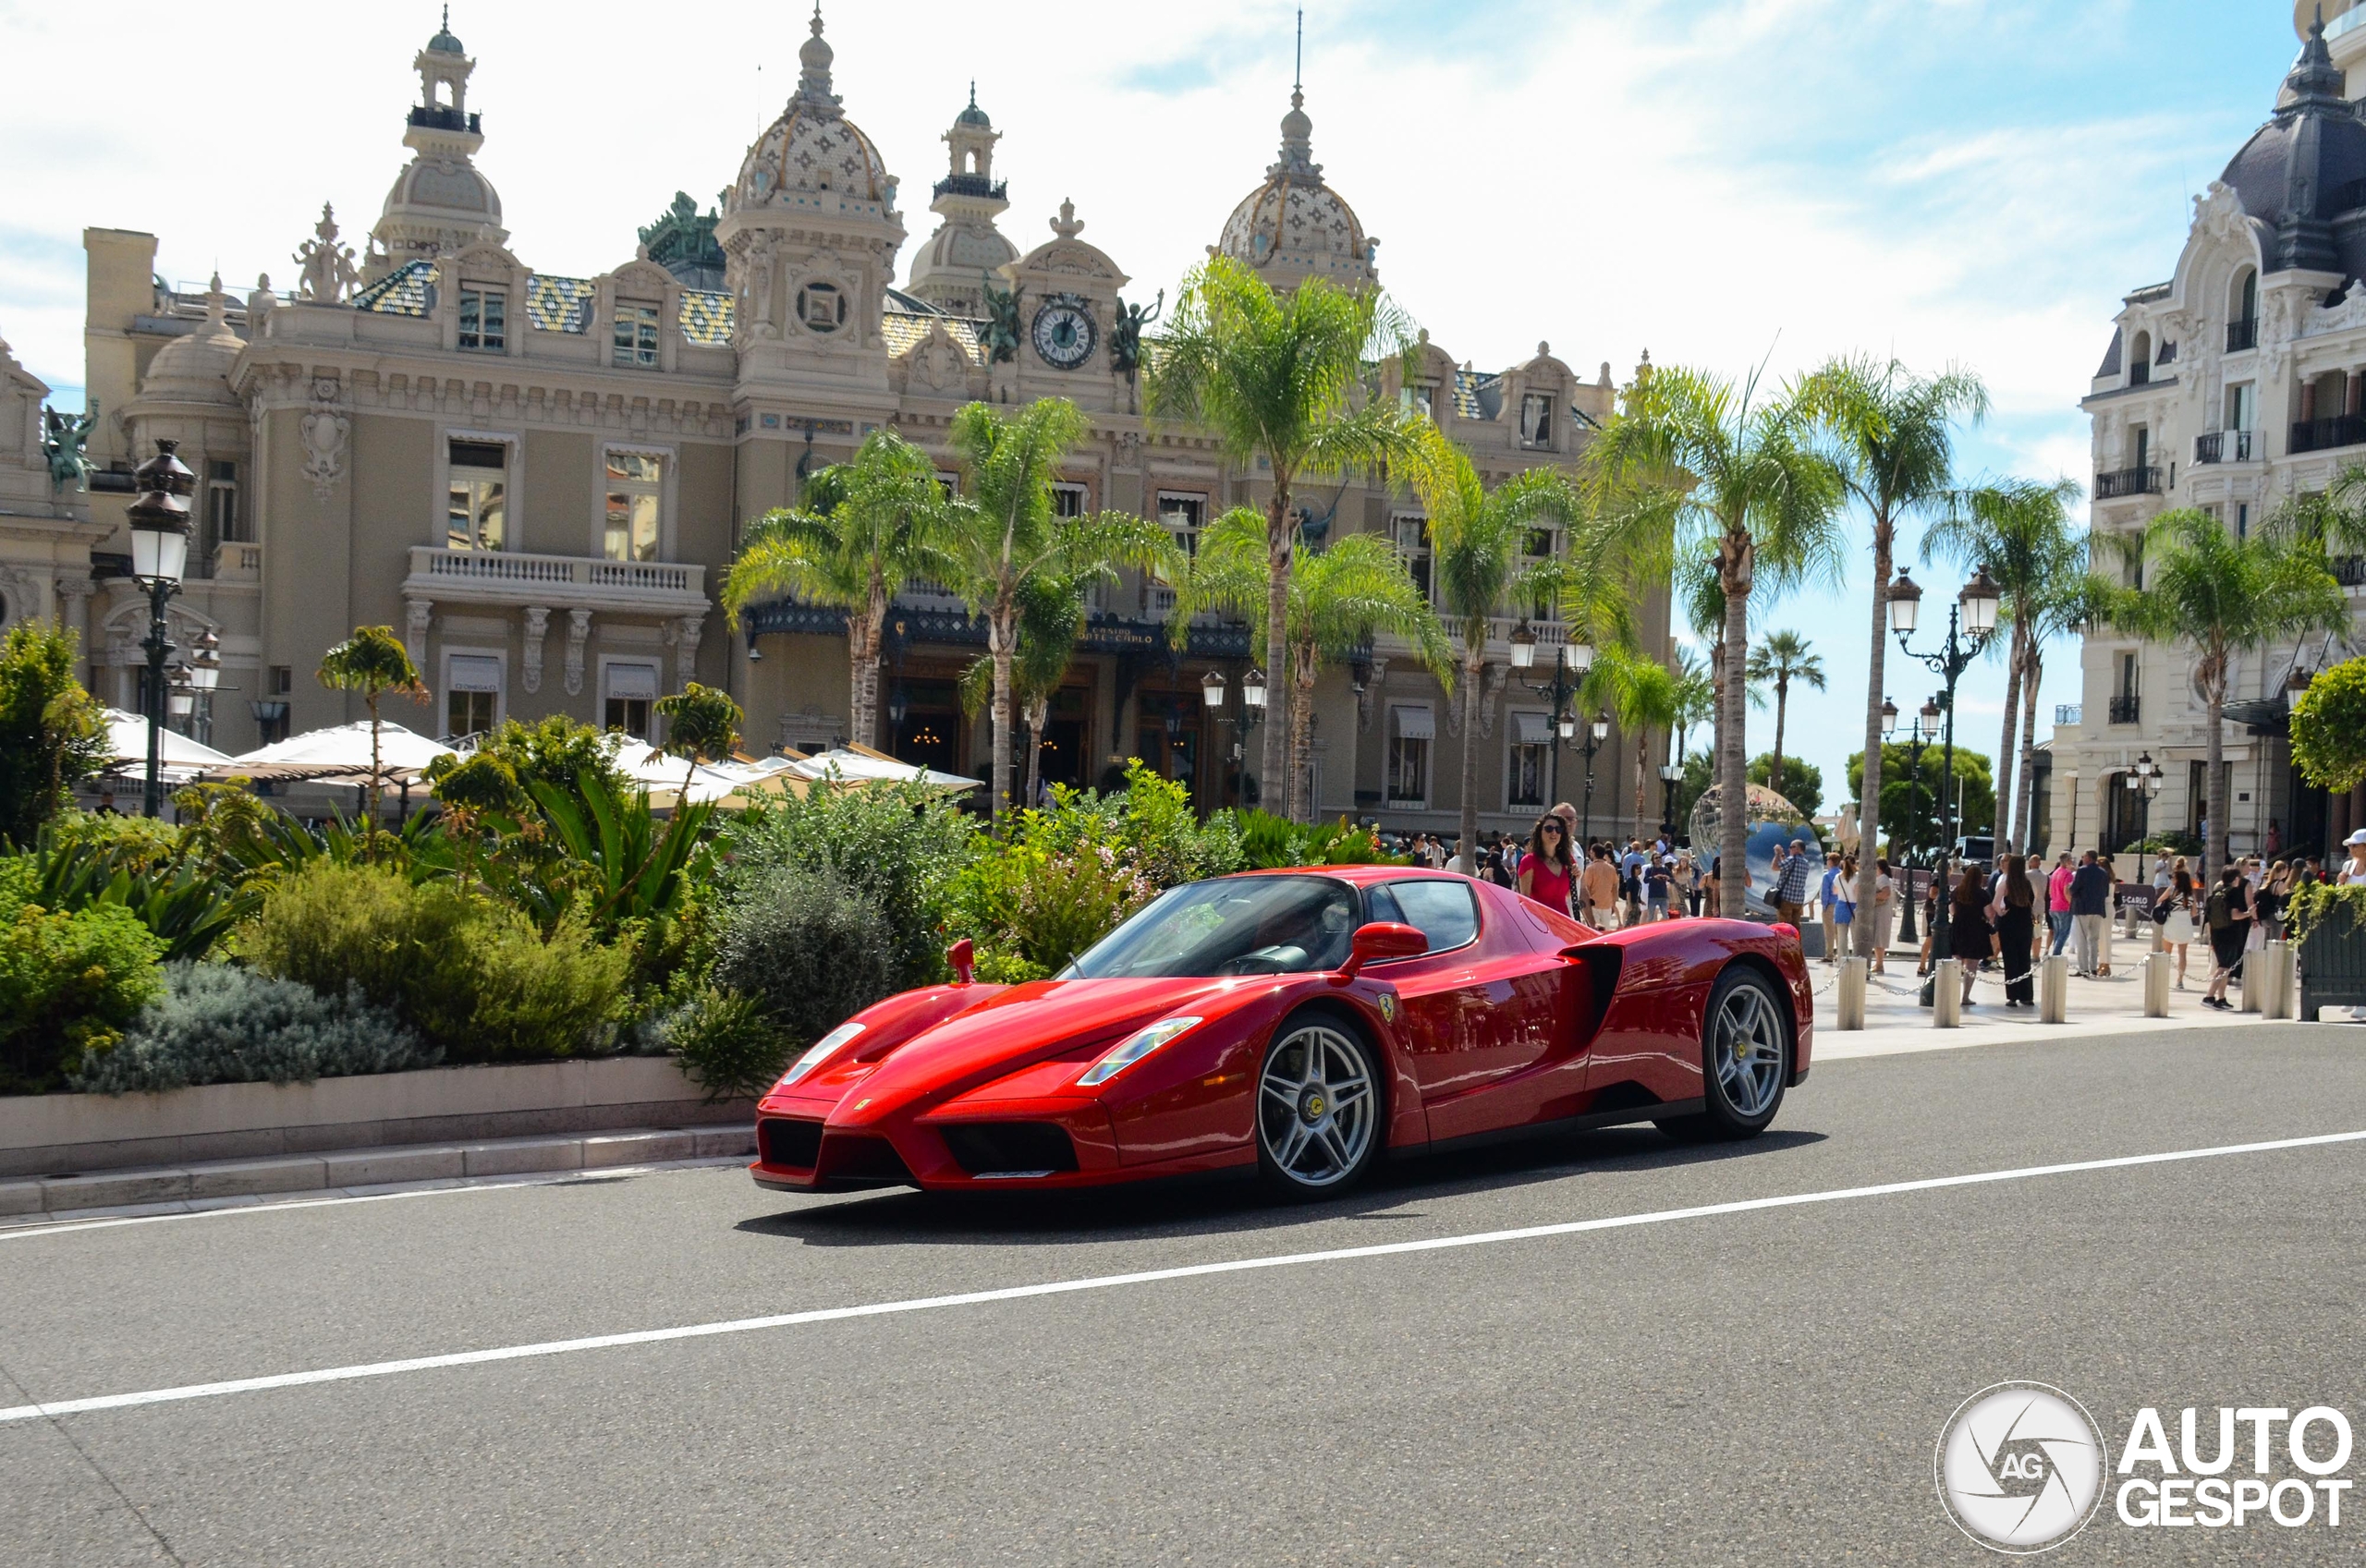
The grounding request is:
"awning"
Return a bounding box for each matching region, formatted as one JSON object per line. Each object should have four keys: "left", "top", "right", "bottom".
{"left": 1391, "top": 706, "right": 1435, "bottom": 741}
{"left": 604, "top": 662, "right": 660, "bottom": 701}
{"left": 1512, "top": 711, "right": 1553, "bottom": 746}
{"left": 208, "top": 721, "right": 457, "bottom": 784}
{"left": 447, "top": 654, "right": 502, "bottom": 692}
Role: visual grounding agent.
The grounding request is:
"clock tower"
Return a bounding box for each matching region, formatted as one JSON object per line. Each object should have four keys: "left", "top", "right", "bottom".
{"left": 995, "top": 200, "right": 1129, "bottom": 412}
{"left": 905, "top": 86, "right": 1018, "bottom": 318}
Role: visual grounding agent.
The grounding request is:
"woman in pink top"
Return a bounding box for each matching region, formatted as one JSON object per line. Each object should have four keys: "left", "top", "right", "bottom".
{"left": 1516, "top": 815, "right": 1577, "bottom": 918}
{"left": 2045, "top": 853, "right": 2076, "bottom": 956}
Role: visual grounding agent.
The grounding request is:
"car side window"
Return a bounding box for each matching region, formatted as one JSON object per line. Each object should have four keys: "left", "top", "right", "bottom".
{"left": 1377, "top": 880, "right": 1479, "bottom": 954}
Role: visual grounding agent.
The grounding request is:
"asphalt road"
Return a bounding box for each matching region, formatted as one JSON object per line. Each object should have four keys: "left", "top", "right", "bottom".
{"left": 3, "top": 1023, "right": 2363, "bottom": 1566}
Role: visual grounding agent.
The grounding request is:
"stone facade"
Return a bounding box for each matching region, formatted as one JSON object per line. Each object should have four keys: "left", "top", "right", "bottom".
{"left": 2055, "top": 10, "right": 2366, "bottom": 862}
{"left": 48, "top": 9, "right": 1669, "bottom": 837}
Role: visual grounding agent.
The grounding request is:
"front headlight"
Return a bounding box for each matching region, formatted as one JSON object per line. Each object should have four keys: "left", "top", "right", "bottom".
{"left": 1078, "top": 1016, "right": 1202, "bottom": 1088}
{"left": 780, "top": 1021, "right": 865, "bottom": 1088}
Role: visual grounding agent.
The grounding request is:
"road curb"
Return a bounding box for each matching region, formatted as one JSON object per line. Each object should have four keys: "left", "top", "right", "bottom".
{"left": 0, "top": 1124, "right": 755, "bottom": 1219}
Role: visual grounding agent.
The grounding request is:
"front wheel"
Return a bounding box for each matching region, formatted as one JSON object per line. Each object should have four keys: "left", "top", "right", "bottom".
{"left": 1656, "top": 966, "right": 1789, "bottom": 1142}
{"left": 1255, "top": 1015, "right": 1384, "bottom": 1198}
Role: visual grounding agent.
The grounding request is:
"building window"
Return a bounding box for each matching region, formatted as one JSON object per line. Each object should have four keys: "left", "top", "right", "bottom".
{"left": 458, "top": 287, "right": 506, "bottom": 352}
{"left": 1052, "top": 482, "right": 1089, "bottom": 519}
{"left": 613, "top": 303, "right": 660, "bottom": 368}
{"left": 444, "top": 653, "right": 502, "bottom": 739}
{"left": 796, "top": 282, "right": 847, "bottom": 334}
{"left": 446, "top": 440, "right": 508, "bottom": 552}
{"left": 604, "top": 662, "right": 659, "bottom": 739}
{"left": 2237, "top": 502, "right": 2250, "bottom": 539}
{"left": 1509, "top": 711, "right": 1552, "bottom": 808}
{"left": 1519, "top": 392, "right": 1554, "bottom": 448}
{"left": 1157, "top": 493, "right": 1204, "bottom": 557}
{"left": 604, "top": 452, "right": 663, "bottom": 562}
{"left": 1387, "top": 705, "right": 1433, "bottom": 807}
{"left": 1392, "top": 515, "right": 1433, "bottom": 601}
{"left": 269, "top": 665, "right": 292, "bottom": 696}
{"left": 2131, "top": 425, "right": 2149, "bottom": 471}
{"left": 1403, "top": 383, "right": 1438, "bottom": 422}
{"left": 206, "top": 460, "right": 239, "bottom": 544}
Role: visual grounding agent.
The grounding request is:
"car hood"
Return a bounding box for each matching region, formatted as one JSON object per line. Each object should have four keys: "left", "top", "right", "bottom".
{"left": 808, "top": 974, "right": 1279, "bottom": 1116}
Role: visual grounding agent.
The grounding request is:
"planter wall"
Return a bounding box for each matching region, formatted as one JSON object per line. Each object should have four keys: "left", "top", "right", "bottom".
{"left": 2299, "top": 922, "right": 2366, "bottom": 1023}
{"left": 0, "top": 1056, "right": 748, "bottom": 1177}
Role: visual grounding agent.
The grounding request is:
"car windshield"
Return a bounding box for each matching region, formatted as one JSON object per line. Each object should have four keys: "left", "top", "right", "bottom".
{"left": 1060, "top": 876, "right": 1360, "bottom": 978}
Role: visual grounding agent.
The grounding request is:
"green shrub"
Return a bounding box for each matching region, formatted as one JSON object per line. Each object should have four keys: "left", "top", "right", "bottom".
{"left": 0, "top": 897, "right": 166, "bottom": 1092}
{"left": 656, "top": 985, "right": 788, "bottom": 1101}
{"left": 711, "top": 862, "right": 898, "bottom": 1047}
{"left": 240, "top": 860, "right": 626, "bottom": 1063}
{"left": 71, "top": 963, "right": 435, "bottom": 1094}
{"left": 2290, "top": 656, "right": 2366, "bottom": 795}
{"left": 0, "top": 620, "right": 109, "bottom": 848}
{"left": 27, "top": 819, "right": 259, "bottom": 963}
{"left": 1234, "top": 810, "right": 1400, "bottom": 869}
{"left": 2287, "top": 881, "right": 2366, "bottom": 947}
{"left": 726, "top": 780, "right": 978, "bottom": 991}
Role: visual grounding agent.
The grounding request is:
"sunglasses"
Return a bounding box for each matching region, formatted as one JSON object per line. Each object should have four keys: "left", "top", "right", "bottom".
{"left": 1540, "top": 823, "right": 1564, "bottom": 834}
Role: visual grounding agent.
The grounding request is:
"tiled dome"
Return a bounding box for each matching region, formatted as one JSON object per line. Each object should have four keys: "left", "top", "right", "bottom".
{"left": 1216, "top": 89, "right": 1375, "bottom": 287}
{"left": 726, "top": 10, "right": 894, "bottom": 213}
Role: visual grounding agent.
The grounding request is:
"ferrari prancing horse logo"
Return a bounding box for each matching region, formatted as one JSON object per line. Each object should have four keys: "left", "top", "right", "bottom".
{"left": 1378, "top": 994, "right": 1397, "bottom": 1023}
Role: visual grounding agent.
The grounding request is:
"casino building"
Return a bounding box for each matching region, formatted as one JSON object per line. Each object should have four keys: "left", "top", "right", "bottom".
{"left": 29, "top": 8, "right": 1671, "bottom": 836}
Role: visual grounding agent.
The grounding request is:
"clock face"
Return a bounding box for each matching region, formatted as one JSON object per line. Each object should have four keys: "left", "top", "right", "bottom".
{"left": 1031, "top": 301, "right": 1096, "bottom": 370}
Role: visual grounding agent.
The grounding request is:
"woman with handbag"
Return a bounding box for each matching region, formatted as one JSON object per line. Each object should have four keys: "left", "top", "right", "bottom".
{"left": 1995, "top": 855, "right": 2038, "bottom": 1007}
{"left": 2154, "top": 865, "right": 2200, "bottom": 990}
{"left": 1870, "top": 857, "right": 1896, "bottom": 974}
{"left": 1949, "top": 864, "right": 1995, "bottom": 1008}
{"left": 2201, "top": 863, "right": 2253, "bottom": 1012}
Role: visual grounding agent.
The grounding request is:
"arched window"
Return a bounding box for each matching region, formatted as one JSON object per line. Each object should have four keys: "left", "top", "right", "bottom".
{"left": 2229, "top": 269, "right": 2259, "bottom": 351}
{"left": 2128, "top": 331, "right": 2153, "bottom": 385}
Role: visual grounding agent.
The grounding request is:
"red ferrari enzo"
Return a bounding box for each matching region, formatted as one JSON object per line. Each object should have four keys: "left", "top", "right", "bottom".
{"left": 750, "top": 867, "right": 1813, "bottom": 1199}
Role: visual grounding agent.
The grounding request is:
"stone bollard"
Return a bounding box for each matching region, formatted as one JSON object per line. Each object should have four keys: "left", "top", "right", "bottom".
{"left": 2267, "top": 941, "right": 2297, "bottom": 1019}
{"left": 1933, "top": 959, "right": 1962, "bottom": 1027}
{"left": 2040, "top": 954, "right": 2069, "bottom": 1023}
{"left": 2142, "top": 953, "right": 2170, "bottom": 1018}
{"left": 2151, "top": 921, "right": 2166, "bottom": 954}
{"left": 1836, "top": 956, "right": 1868, "bottom": 1030}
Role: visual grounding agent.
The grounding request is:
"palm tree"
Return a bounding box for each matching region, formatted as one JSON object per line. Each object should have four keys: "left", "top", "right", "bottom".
{"left": 1144, "top": 255, "right": 1428, "bottom": 819}
{"left": 1595, "top": 647, "right": 1683, "bottom": 834}
{"left": 1743, "top": 630, "right": 1824, "bottom": 802}
{"left": 1166, "top": 506, "right": 1452, "bottom": 820}
{"left": 1586, "top": 364, "right": 1847, "bottom": 902}
{"left": 937, "top": 397, "right": 1175, "bottom": 823}
{"left": 2008, "top": 565, "right": 2116, "bottom": 853}
{"left": 958, "top": 572, "right": 1089, "bottom": 810}
{"left": 1921, "top": 477, "right": 2083, "bottom": 851}
{"left": 654, "top": 681, "right": 742, "bottom": 797}
{"left": 1665, "top": 647, "right": 1716, "bottom": 830}
{"left": 2099, "top": 510, "right": 2348, "bottom": 871}
{"left": 315, "top": 625, "right": 426, "bottom": 839}
{"left": 719, "top": 430, "right": 951, "bottom": 749}
{"left": 1403, "top": 439, "right": 1609, "bottom": 872}
{"left": 1805, "top": 356, "right": 1987, "bottom": 953}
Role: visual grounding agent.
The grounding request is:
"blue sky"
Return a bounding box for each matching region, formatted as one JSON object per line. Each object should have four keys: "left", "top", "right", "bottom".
{"left": 0, "top": 1, "right": 2315, "bottom": 807}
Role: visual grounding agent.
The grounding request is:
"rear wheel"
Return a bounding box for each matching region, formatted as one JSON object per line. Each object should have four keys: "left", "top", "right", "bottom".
{"left": 1255, "top": 1015, "right": 1384, "bottom": 1198}
{"left": 1656, "top": 966, "right": 1789, "bottom": 1142}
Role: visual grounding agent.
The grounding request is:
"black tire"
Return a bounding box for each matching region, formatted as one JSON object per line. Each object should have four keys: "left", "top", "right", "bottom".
{"left": 1656, "top": 966, "right": 1789, "bottom": 1142}
{"left": 1254, "top": 1012, "right": 1385, "bottom": 1199}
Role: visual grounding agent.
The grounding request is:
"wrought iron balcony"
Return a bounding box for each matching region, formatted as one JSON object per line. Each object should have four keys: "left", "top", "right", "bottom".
{"left": 2193, "top": 430, "right": 2259, "bottom": 465}
{"left": 2226, "top": 317, "right": 2259, "bottom": 353}
{"left": 2107, "top": 695, "right": 2140, "bottom": 725}
{"left": 2128, "top": 362, "right": 2151, "bottom": 386}
{"left": 931, "top": 173, "right": 1006, "bottom": 202}
{"left": 407, "top": 104, "right": 482, "bottom": 134}
{"left": 2093, "top": 466, "right": 2162, "bottom": 500}
{"left": 2290, "top": 414, "right": 2366, "bottom": 455}
{"left": 2336, "top": 554, "right": 2366, "bottom": 588}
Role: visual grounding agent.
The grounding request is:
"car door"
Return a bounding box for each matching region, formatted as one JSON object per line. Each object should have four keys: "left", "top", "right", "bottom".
{"left": 1367, "top": 879, "right": 1559, "bottom": 1110}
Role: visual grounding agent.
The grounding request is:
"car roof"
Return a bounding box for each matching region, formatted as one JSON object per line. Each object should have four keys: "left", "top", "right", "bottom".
{"left": 1218, "top": 865, "right": 1464, "bottom": 886}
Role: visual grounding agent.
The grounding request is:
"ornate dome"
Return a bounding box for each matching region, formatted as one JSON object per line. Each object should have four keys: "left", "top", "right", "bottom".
{"left": 2221, "top": 14, "right": 2366, "bottom": 271}
{"left": 427, "top": 5, "right": 462, "bottom": 55}
{"left": 955, "top": 82, "right": 991, "bottom": 129}
{"left": 726, "top": 9, "right": 894, "bottom": 213}
{"left": 1217, "top": 87, "right": 1376, "bottom": 288}
{"left": 382, "top": 155, "right": 501, "bottom": 224}
{"left": 140, "top": 278, "right": 243, "bottom": 407}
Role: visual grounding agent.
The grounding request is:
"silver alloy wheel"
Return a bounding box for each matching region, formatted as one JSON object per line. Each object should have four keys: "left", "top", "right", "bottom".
{"left": 1712, "top": 979, "right": 1785, "bottom": 1119}
{"left": 1257, "top": 1024, "right": 1376, "bottom": 1189}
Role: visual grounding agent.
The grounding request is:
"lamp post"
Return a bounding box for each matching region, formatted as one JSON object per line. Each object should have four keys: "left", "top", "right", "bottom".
{"left": 1892, "top": 694, "right": 1942, "bottom": 946}
{"left": 1201, "top": 666, "right": 1265, "bottom": 808}
{"left": 1508, "top": 620, "right": 1593, "bottom": 807}
{"left": 189, "top": 626, "right": 222, "bottom": 748}
{"left": 2126, "top": 749, "right": 2162, "bottom": 849}
{"left": 126, "top": 440, "right": 195, "bottom": 818}
{"left": 1658, "top": 761, "right": 1680, "bottom": 837}
{"left": 1889, "top": 565, "right": 2001, "bottom": 987}
{"left": 1578, "top": 709, "right": 1610, "bottom": 844}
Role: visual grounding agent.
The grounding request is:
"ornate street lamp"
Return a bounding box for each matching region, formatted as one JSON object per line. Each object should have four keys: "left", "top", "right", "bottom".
{"left": 1201, "top": 669, "right": 1226, "bottom": 709}
{"left": 1579, "top": 710, "right": 1611, "bottom": 842}
{"left": 1893, "top": 566, "right": 2001, "bottom": 999}
{"left": 1896, "top": 695, "right": 1943, "bottom": 947}
{"left": 1242, "top": 665, "right": 1267, "bottom": 711}
{"left": 189, "top": 626, "right": 222, "bottom": 747}
{"left": 127, "top": 439, "right": 195, "bottom": 818}
{"left": 1507, "top": 619, "right": 1538, "bottom": 669}
{"left": 1511, "top": 623, "right": 1594, "bottom": 806}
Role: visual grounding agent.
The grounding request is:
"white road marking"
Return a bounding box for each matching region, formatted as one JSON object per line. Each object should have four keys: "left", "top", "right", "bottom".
{"left": 3, "top": 1126, "right": 2360, "bottom": 1427}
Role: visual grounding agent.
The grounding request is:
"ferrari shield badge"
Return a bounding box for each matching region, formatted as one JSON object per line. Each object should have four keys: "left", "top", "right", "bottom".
{"left": 1378, "top": 993, "right": 1397, "bottom": 1023}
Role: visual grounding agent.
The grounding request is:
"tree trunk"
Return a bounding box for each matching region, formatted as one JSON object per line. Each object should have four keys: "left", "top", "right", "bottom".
{"left": 1850, "top": 519, "right": 1893, "bottom": 956}
{"left": 1288, "top": 642, "right": 1317, "bottom": 825}
{"left": 2013, "top": 644, "right": 2043, "bottom": 853}
{"left": 1994, "top": 622, "right": 2025, "bottom": 848}
{"left": 1457, "top": 646, "right": 1483, "bottom": 874}
{"left": 1769, "top": 675, "right": 1788, "bottom": 798}
{"left": 365, "top": 691, "right": 383, "bottom": 854}
{"left": 1262, "top": 486, "right": 1296, "bottom": 821}
{"left": 1634, "top": 733, "right": 1649, "bottom": 833}
{"left": 850, "top": 581, "right": 887, "bottom": 750}
{"left": 989, "top": 610, "right": 1016, "bottom": 829}
{"left": 1708, "top": 641, "right": 1726, "bottom": 807}
{"left": 1718, "top": 534, "right": 1753, "bottom": 914}
{"left": 2203, "top": 650, "right": 2228, "bottom": 872}
{"left": 1025, "top": 709, "right": 1044, "bottom": 810}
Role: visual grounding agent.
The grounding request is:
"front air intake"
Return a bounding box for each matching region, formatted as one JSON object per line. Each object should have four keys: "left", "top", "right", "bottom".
{"left": 759, "top": 1117, "right": 823, "bottom": 1169}
{"left": 940, "top": 1122, "right": 1080, "bottom": 1176}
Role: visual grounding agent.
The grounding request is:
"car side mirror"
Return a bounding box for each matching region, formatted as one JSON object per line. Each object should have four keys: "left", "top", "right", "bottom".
{"left": 1334, "top": 920, "right": 1427, "bottom": 982}
{"left": 947, "top": 937, "right": 975, "bottom": 986}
